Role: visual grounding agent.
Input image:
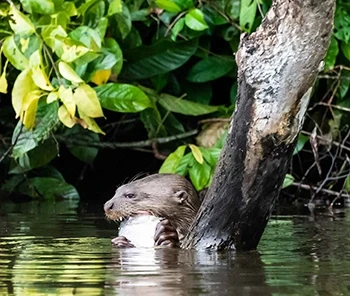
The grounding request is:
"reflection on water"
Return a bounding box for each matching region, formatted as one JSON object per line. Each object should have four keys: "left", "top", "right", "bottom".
{"left": 1, "top": 200, "right": 350, "bottom": 295}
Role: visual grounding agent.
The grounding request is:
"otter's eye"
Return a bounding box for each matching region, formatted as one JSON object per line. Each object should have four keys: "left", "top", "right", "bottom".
{"left": 124, "top": 193, "right": 135, "bottom": 199}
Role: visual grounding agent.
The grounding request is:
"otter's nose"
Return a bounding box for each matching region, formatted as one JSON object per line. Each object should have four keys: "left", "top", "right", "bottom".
{"left": 104, "top": 200, "right": 114, "bottom": 213}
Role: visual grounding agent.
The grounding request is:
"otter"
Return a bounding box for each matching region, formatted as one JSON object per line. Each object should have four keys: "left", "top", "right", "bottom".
{"left": 104, "top": 174, "right": 200, "bottom": 248}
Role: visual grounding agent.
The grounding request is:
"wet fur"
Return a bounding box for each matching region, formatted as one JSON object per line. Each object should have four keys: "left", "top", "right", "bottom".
{"left": 104, "top": 174, "right": 200, "bottom": 241}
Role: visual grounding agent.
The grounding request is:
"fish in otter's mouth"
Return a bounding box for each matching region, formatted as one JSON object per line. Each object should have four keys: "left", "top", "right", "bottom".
{"left": 104, "top": 173, "right": 201, "bottom": 239}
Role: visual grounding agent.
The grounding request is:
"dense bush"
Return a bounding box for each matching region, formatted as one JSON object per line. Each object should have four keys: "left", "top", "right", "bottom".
{"left": 0, "top": 0, "right": 349, "bottom": 203}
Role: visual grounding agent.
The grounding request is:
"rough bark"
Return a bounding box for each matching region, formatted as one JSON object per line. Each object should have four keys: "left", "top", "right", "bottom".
{"left": 182, "top": 0, "right": 336, "bottom": 250}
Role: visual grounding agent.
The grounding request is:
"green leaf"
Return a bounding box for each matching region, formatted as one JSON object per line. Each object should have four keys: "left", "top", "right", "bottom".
{"left": 159, "top": 145, "right": 187, "bottom": 173}
{"left": 20, "top": 0, "right": 55, "bottom": 15}
{"left": 140, "top": 107, "right": 167, "bottom": 138}
{"left": 158, "top": 93, "right": 219, "bottom": 115}
{"left": 341, "top": 41, "right": 350, "bottom": 62}
{"left": 82, "top": 0, "right": 105, "bottom": 28}
{"left": 185, "top": 9, "right": 209, "bottom": 31}
{"left": 64, "top": 126, "right": 99, "bottom": 164}
{"left": 121, "top": 38, "right": 198, "bottom": 80}
{"left": 12, "top": 101, "right": 59, "bottom": 159}
{"left": 187, "top": 56, "right": 235, "bottom": 82}
{"left": 225, "top": 0, "right": 240, "bottom": 20}
{"left": 338, "top": 70, "right": 350, "bottom": 99}
{"left": 345, "top": 175, "right": 350, "bottom": 192}
{"left": 3, "top": 36, "right": 29, "bottom": 70}
{"left": 1, "top": 174, "right": 26, "bottom": 194}
{"left": 175, "top": 152, "right": 194, "bottom": 176}
{"left": 324, "top": 37, "right": 339, "bottom": 71}
{"left": 95, "top": 83, "right": 152, "bottom": 112}
{"left": 282, "top": 174, "right": 294, "bottom": 189}
{"left": 10, "top": 139, "right": 57, "bottom": 174}
{"left": 182, "top": 81, "right": 212, "bottom": 105}
{"left": 155, "top": 0, "right": 182, "bottom": 13}
{"left": 171, "top": 18, "right": 185, "bottom": 41}
{"left": 240, "top": 0, "right": 257, "bottom": 32}
{"left": 108, "top": 0, "right": 122, "bottom": 15}
{"left": 111, "top": 3, "right": 132, "bottom": 39}
{"left": 69, "top": 26, "right": 102, "bottom": 50}
{"left": 293, "top": 134, "right": 309, "bottom": 156}
{"left": 334, "top": 5, "right": 350, "bottom": 43}
{"left": 189, "top": 161, "right": 212, "bottom": 191}
{"left": 29, "top": 177, "right": 80, "bottom": 199}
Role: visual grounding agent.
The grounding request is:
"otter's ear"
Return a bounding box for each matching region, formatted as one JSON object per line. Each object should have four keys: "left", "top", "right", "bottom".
{"left": 174, "top": 190, "right": 188, "bottom": 204}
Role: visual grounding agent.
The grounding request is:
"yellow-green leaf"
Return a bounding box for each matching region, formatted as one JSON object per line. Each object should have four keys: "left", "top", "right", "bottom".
{"left": 23, "top": 96, "right": 40, "bottom": 130}
{"left": 108, "top": 0, "right": 122, "bottom": 15}
{"left": 3, "top": 36, "right": 29, "bottom": 70}
{"left": 21, "top": 90, "right": 43, "bottom": 117}
{"left": 47, "top": 92, "right": 58, "bottom": 103}
{"left": 9, "top": 4, "right": 35, "bottom": 35}
{"left": 91, "top": 69, "right": 111, "bottom": 85}
{"left": 189, "top": 144, "right": 203, "bottom": 164}
{"left": 78, "top": 109, "right": 105, "bottom": 135}
{"left": 20, "top": 37, "right": 30, "bottom": 53}
{"left": 61, "top": 41, "right": 90, "bottom": 63}
{"left": 12, "top": 69, "right": 38, "bottom": 118}
{"left": 58, "top": 85, "right": 75, "bottom": 117}
{"left": 58, "top": 105, "right": 76, "bottom": 128}
{"left": 58, "top": 62, "right": 83, "bottom": 84}
{"left": 73, "top": 84, "right": 104, "bottom": 118}
{"left": 32, "top": 66, "right": 53, "bottom": 91}
{"left": 0, "top": 61, "right": 8, "bottom": 94}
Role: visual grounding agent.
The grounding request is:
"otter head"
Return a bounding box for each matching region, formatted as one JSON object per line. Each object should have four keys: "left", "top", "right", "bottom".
{"left": 104, "top": 174, "right": 200, "bottom": 239}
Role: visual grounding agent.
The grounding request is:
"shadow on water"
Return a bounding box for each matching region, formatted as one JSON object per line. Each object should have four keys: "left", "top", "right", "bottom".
{"left": 1, "top": 199, "right": 350, "bottom": 295}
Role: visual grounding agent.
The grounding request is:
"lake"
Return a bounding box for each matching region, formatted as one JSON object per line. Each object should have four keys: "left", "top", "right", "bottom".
{"left": 1, "top": 200, "right": 349, "bottom": 295}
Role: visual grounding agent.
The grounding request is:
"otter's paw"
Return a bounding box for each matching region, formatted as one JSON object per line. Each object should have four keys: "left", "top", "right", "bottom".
{"left": 154, "top": 219, "right": 180, "bottom": 248}
{"left": 111, "top": 236, "right": 135, "bottom": 248}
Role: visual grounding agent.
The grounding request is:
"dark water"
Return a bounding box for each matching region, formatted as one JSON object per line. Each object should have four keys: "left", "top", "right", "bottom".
{"left": 1, "top": 200, "right": 350, "bottom": 296}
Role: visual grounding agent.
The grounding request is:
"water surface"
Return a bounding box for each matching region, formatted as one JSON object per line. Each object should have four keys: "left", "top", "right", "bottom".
{"left": 1, "top": 200, "right": 349, "bottom": 295}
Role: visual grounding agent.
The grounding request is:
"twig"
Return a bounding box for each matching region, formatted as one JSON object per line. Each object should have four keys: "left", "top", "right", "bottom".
{"left": 290, "top": 182, "right": 350, "bottom": 199}
{"left": 55, "top": 129, "right": 198, "bottom": 149}
{"left": 300, "top": 130, "right": 350, "bottom": 153}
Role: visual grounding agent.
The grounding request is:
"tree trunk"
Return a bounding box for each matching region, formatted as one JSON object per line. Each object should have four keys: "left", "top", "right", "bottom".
{"left": 183, "top": 0, "right": 335, "bottom": 250}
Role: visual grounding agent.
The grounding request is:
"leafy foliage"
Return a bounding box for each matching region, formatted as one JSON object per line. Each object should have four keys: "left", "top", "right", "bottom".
{"left": 0, "top": 0, "right": 348, "bottom": 201}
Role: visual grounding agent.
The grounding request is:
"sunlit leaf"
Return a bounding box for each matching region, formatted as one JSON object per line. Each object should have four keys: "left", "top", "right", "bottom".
{"left": 47, "top": 91, "right": 58, "bottom": 103}
{"left": 95, "top": 83, "right": 152, "bottom": 112}
{"left": 108, "top": 0, "right": 122, "bottom": 15}
{"left": 61, "top": 40, "right": 90, "bottom": 63}
{"left": 58, "top": 105, "right": 76, "bottom": 128}
{"left": 31, "top": 66, "right": 53, "bottom": 91}
{"left": 0, "top": 62, "right": 8, "bottom": 94}
{"left": 20, "top": 0, "right": 55, "bottom": 14}
{"left": 9, "top": 4, "right": 35, "bottom": 35}
{"left": 155, "top": 0, "right": 182, "bottom": 13}
{"left": 91, "top": 69, "right": 111, "bottom": 85}
{"left": 78, "top": 109, "right": 105, "bottom": 134}
{"left": 58, "top": 85, "right": 75, "bottom": 117}
{"left": 58, "top": 61, "right": 84, "bottom": 84}
{"left": 159, "top": 145, "right": 187, "bottom": 173}
{"left": 185, "top": 9, "right": 208, "bottom": 31}
{"left": 158, "top": 93, "right": 219, "bottom": 115}
{"left": 74, "top": 84, "right": 104, "bottom": 118}
{"left": 12, "top": 69, "right": 38, "bottom": 118}
{"left": 69, "top": 26, "right": 102, "bottom": 50}
{"left": 3, "top": 36, "right": 29, "bottom": 70}
{"left": 282, "top": 174, "right": 294, "bottom": 189}
{"left": 23, "top": 96, "right": 39, "bottom": 130}
{"left": 189, "top": 144, "right": 203, "bottom": 164}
